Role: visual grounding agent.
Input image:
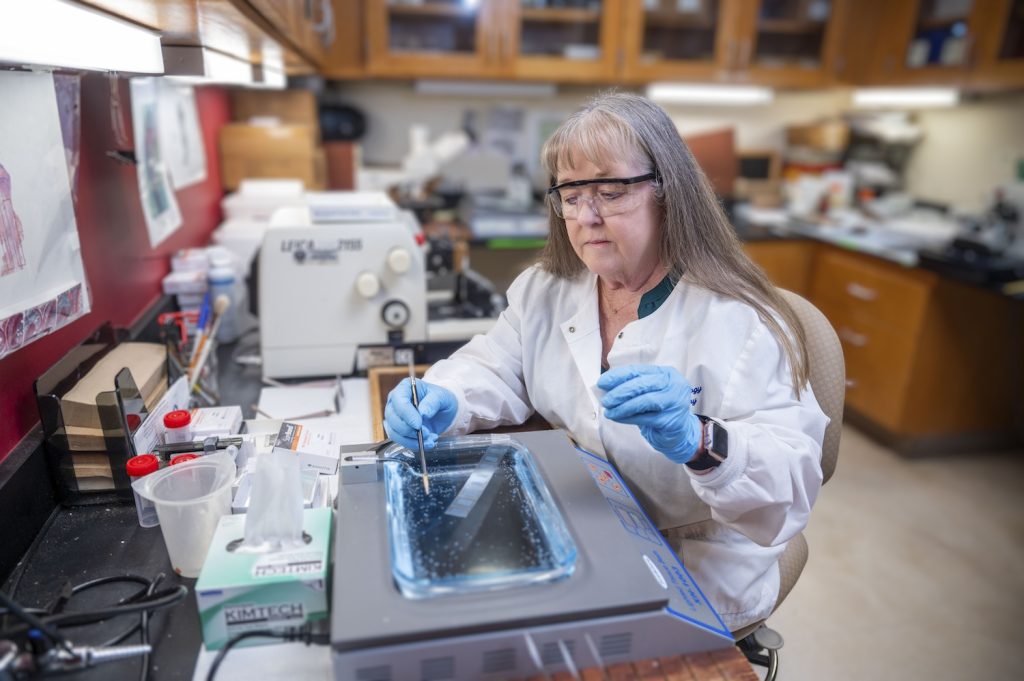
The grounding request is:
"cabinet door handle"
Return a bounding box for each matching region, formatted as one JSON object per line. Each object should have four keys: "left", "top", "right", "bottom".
{"left": 845, "top": 281, "right": 878, "bottom": 301}
{"left": 313, "top": 0, "right": 335, "bottom": 48}
{"left": 839, "top": 327, "right": 868, "bottom": 347}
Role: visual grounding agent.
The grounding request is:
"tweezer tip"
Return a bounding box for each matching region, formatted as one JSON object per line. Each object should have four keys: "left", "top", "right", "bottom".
{"left": 422, "top": 476, "right": 430, "bottom": 495}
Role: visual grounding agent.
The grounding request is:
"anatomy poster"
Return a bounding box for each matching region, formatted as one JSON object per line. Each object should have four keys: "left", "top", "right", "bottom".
{"left": 157, "top": 81, "right": 206, "bottom": 189}
{"left": 130, "top": 78, "right": 181, "bottom": 247}
{"left": 0, "top": 71, "right": 90, "bottom": 360}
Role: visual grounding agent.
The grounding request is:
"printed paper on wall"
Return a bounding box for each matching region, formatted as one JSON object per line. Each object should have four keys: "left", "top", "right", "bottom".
{"left": 0, "top": 71, "right": 90, "bottom": 360}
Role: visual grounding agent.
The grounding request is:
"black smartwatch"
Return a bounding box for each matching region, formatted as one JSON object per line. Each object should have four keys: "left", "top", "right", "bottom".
{"left": 686, "top": 415, "right": 729, "bottom": 471}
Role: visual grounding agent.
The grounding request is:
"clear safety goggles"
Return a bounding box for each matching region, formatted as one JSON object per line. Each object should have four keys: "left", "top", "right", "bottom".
{"left": 547, "top": 172, "right": 657, "bottom": 220}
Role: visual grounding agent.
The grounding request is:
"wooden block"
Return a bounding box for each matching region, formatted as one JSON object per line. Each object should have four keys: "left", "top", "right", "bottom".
{"left": 368, "top": 365, "right": 428, "bottom": 441}
{"left": 657, "top": 655, "right": 695, "bottom": 681}
{"left": 635, "top": 658, "right": 668, "bottom": 679}
{"left": 709, "top": 647, "right": 760, "bottom": 680}
{"left": 59, "top": 343, "right": 166, "bottom": 430}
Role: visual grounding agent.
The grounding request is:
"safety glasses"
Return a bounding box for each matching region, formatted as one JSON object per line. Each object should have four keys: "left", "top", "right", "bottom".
{"left": 546, "top": 173, "right": 657, "bottom": 220}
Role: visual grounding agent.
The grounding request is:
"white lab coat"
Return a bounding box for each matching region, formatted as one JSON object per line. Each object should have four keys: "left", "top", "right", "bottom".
{"left": 425, "top": 265, "right": 828, "bottom": 630}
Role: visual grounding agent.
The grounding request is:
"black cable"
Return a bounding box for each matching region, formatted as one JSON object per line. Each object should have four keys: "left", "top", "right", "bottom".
{"left": 205, "top": 631, "right": 289, "bottom": 681}
{"left": 0, "top": 588, "right": 73, "bottom": 654}
{"left": 205, "top": 625, "right": 331, "bottom": 681}
{"left": 0, "top": 582, "right": 187, "bottom": 638}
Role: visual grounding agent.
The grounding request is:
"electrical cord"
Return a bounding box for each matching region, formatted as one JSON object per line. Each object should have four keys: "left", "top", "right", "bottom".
{"left": 0, "top": 573, "right": 186, "bottom": 681}
{"left": 205, "top": 625, "right": 330, "bottom": 681}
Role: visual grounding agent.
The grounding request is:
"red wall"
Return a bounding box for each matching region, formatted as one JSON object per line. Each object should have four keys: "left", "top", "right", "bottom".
{"left": 0, "top": 75, "right": 230, "bottom": 461}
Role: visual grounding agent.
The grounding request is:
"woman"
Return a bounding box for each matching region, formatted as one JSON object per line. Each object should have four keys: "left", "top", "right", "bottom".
{"left": 385, "top": 92, "right": 827, "bottom": 632}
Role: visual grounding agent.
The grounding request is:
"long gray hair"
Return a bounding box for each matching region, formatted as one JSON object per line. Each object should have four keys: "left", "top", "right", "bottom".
{"left": 539, "top": 92, "right": 809, "bottom": 391}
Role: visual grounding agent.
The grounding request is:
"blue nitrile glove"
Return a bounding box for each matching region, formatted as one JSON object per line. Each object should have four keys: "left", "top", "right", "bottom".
{"left": 383, "top": 378, "right": 458, "bottom": 451}
{"left": 597, "top": 365, "right": 702, "bottom": 464}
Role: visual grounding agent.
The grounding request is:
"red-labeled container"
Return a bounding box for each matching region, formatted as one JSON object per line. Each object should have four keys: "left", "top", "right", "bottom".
{"left": 163, "top": 410, "right": 193, "bottom": 445}
{"left": 126, "top": 454, "right": 160, "bottom": 528}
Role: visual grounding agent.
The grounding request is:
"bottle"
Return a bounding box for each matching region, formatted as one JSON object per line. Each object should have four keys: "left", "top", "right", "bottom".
{"left": 207, "top": 265, "right": 241, "bottom": 343}
{"left": 126, "top": 454, "right": 160, "bottom": 528}
{"left": 163, "top": 410, "right": 193, "bottom": 445}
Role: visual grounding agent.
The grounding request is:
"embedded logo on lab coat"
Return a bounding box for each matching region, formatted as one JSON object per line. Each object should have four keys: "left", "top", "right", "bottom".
{"left": 280, "top": 238, "right": 363, "bottom": 264}
{"left": 690, "top": 385, "right": 702, "bottom": 407}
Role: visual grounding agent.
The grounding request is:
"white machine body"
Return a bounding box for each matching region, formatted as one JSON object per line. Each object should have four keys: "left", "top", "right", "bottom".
{"left": 259, "top": 193, "right": 427, "bottom": 378}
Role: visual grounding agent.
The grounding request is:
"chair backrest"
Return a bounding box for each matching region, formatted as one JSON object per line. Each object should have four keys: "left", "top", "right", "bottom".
{"left": 778, "top": 289, "right": 844, "bottom": 484}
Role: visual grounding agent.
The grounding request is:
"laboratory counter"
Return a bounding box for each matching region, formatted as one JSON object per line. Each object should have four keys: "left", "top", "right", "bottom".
{"left": 1, "top": 343, "right": 761, "bottom": 681}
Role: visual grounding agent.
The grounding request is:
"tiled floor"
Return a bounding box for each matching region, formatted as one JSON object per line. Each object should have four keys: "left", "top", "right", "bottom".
{"left": 762, "top": 426, "right": 1024, "bottom": 680}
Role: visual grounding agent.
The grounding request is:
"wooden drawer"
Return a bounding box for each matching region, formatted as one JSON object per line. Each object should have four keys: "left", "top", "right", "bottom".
{"left": 743, "top": 240, "right": 816, "bottom": 297}
{"left": 817, "top": 298, "right": 917, "bottom": 431}
{"left": 811, "top": 248, "right": 934, "bottom": 333}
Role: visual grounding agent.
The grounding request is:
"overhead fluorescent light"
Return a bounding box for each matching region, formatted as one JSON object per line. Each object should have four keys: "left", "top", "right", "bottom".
{"left": 646, "top": 83, "right": 774, "bottom": 106}
{"left": 415, "top": 79, "right": 557, "bottom": 98}
{"left": 251, "top": 63, "right": 287, "bottom": 90}
{"left": 162, "top": 45, "right": 253, "bottom": 86}
{"left": 0, "top": 0, "right": 163, "bottom": 73}
{"left": 250, "top": 40, "right": 286, "bottom": 89}
{"left": 853, "top": 87, "right": 959, "bottom": 108}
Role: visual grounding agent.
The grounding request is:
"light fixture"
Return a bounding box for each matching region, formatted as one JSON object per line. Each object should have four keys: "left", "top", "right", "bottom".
{"left": 250, "top": 40, "right": 286, "bottom": 89}
{"left": 162, "top": 45, "right": 254, "bottom": 86}
{"left": 852, "top": 87, "right": 959, "bottom": 108}
{"left": 251, "top": 63, "right": 287, "bottom": 90}
{"left": 646, "top": 83, "right": 774, "bottom": 106}
{"left": 415, "top": 79, "right": 557, "bottom": 98}
{"left": 0, "top": 0, "right": 163, "bottom": 73}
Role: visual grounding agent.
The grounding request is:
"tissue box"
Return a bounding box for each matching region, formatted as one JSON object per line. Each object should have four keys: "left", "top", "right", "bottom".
{"left": 195, "top": 507, "right": 331, "bottom": 650}
{"left": 190, "top": 406, "right": 244, "bottom": 438}
{"left": 272, "top": 422, "right": 341, "bottom": 474}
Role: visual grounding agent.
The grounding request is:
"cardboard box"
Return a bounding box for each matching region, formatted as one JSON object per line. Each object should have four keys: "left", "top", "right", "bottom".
{"left": 190, "top": 405, "right": 244, "bottom": 438}
{"left": 786, "top": 119, "right": 850, "bottom": 153}
{"left": 230, "top": 89, "right": 319, "bottom": 134}
{"left": 60, "top": 342, "right": 167, "bottom": 430}
{"left": 272, "top": 422, "right": 341, "bottom": 474}
{"left": 195, "top": 508, "right": 331, "bottom": 650}
{"left": 219, "top": 123, "right": 325, "bottom": 191}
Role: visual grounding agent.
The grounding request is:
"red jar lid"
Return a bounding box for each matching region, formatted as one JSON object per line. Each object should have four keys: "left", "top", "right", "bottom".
{"left": 125, "top": 414, "right": 142, "bottom": 430}
{"left": 169, "top": 454, "right": 199, "bottom": 465}
{"left": 126, "top": 454, "right": 159, "bottom": 477}
{"left": 163, "top": 410, "right": 192, "bottom": 429}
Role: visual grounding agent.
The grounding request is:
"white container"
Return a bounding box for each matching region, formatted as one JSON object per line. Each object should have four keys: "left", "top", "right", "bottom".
{"left": 131, "top": 453, "right": 235, "bottom": 578}
{"left": 163, "top": 410, "right": 193, "bottom": 444}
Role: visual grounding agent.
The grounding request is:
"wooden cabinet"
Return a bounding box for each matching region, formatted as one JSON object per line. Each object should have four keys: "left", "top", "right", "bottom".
{"left": 808, "top": 246, "right": 1023, "bottom": 451}
{"left": 840, "top": 0, "right": 1024, "bottom": 88}
{"left": 743, "top": 239, "right": 817, "bottom": 297}
{"left": 77, "top": 0, "right": 317, "bottom": 73}
{"left": 972, "top": 0, "right": 1024, "bottom": 87}
{"left": 365, "top": 0, "right": 623, "bottom": 81}
{"left": 245, "top": 0, "right": 335, "bottom": 69}
{"left": 619, "top": 0, "right": 732, "bottom": 82}
{"left": 503, "top": 0, "right": 623, "bottom": 82}
{"left": 364, "top": 0, "right": 497, "bottom": 78}
{"left": 733, "top": 0, "right": 849, "bottom": 87}
{"left": 621, "top": 0, "right": 847, "bottom": 86}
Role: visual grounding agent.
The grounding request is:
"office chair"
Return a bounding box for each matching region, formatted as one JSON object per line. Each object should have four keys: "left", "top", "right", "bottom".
{"left": 733, "top": 289, "right": 845, "bottom": 680}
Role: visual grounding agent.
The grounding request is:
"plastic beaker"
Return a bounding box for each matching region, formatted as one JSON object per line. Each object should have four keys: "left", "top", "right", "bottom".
{"left": 132, "top": 453, "right": 235, "bottom": 578}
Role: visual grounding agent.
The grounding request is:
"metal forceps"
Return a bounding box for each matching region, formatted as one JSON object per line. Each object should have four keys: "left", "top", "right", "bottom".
{"left": 408, "top": 358, "right": 431, "bottom": 495}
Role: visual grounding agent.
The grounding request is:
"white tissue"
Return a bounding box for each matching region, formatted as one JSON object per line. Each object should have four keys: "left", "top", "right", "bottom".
{"left": 235, "top": 449, "right": 305, "bottom": 553}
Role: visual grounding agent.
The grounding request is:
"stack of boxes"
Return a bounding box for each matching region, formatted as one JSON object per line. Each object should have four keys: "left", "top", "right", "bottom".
{"left": 219, "top": 89, "right": 326, "bottom": 192}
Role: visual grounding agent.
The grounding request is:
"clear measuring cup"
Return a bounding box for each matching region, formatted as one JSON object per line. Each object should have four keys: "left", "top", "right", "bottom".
{"left": 132, "top": 452, "right": 235, "bottom": 578}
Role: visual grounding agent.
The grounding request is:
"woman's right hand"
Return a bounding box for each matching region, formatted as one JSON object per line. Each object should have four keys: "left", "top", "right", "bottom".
{"left": 384, "top": 378, "right": 458, "bottom": 451}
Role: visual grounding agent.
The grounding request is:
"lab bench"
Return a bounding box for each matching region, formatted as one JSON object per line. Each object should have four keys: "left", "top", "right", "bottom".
{"left": 735, "top": 217, "right": 1024, "bottom": 455}
{"left": 1, "top": 339, "right": 760, "bottom": 681}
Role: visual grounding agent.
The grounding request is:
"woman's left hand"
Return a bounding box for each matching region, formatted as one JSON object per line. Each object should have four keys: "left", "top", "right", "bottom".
{"left": 597, "top": 364, "right": 702, "bottom": 464}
